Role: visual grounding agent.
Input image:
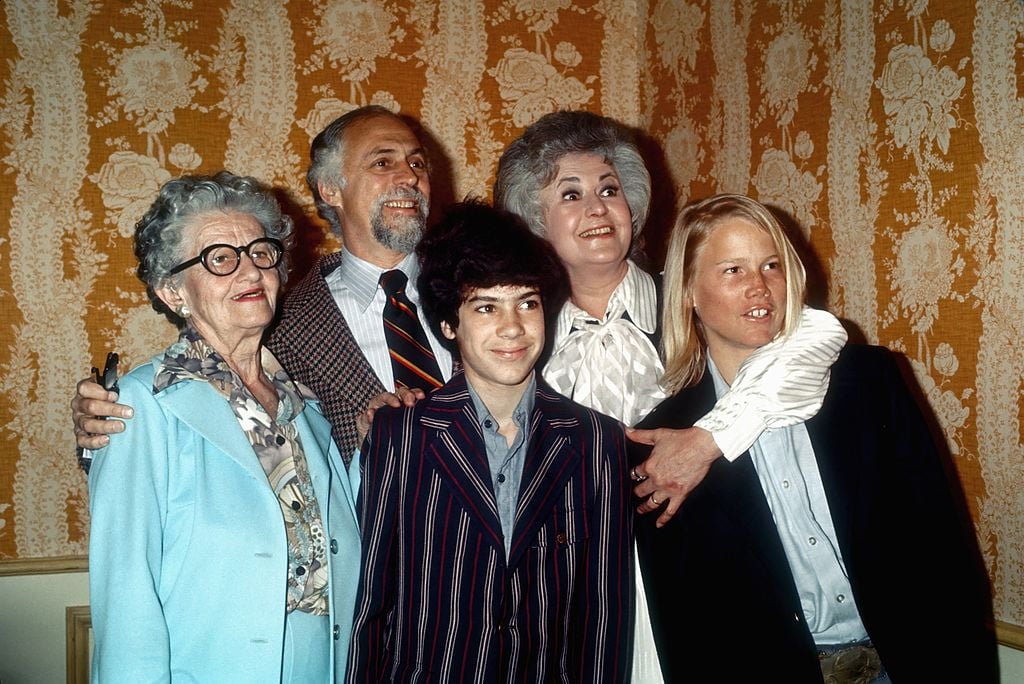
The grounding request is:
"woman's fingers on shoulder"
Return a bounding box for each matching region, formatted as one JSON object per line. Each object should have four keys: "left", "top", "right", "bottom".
{"left": 75, "top": 376, "right": 106, "bottom": 399}
{"left": 624, "top": 427, "right": 657, "bottom": 445}
{"left": 76, "top": 397, "right": 131, "bottom": 425}
{"left": 79, "top": 415, "right": 126, "bottom": 436}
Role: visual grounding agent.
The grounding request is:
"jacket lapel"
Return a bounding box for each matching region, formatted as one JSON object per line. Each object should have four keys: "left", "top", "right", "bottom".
{"left": 673, "top": 377, "right": 801, "bottom": 597}
{"left": 298, "top": 399, "right": 359, "bottom": 521}
{"left": 421, "top": 375, "right": 505, "bottom": 552}
{"left": 806, "top": 359, "right": 862, "bottom": 553}
{"left": 158, "top": 381, "right": 266, "bottom": 482}
{"left": 269, "top": 252, "right": 385, "bottom": 456}
{"left": 715, "top": 453, "right": 803, "bottom": 597}
{"left": 507, "top": 383, "right": 581, "bottom": 567}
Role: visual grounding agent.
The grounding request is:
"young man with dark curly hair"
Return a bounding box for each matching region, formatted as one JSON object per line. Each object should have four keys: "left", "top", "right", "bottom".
{"left": 347, "top": 201, "right": 634, "bottom": 682}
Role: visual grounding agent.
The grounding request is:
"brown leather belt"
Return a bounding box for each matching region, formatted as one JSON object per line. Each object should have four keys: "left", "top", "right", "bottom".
{"left": 817, "top": 642, "right": 883, "bottom": 683}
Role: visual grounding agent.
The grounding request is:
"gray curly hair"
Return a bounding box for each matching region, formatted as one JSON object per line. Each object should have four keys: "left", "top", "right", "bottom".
{"left": 493, "top": 110, "right": 651, "bottom": 239}
{"left": 134, "top": 171, "right": 293, "bottom": 324}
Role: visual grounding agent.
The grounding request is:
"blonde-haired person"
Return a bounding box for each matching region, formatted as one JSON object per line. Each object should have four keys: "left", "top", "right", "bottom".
{"left": 633, "top": 194, "right": 997, "bottom": 682}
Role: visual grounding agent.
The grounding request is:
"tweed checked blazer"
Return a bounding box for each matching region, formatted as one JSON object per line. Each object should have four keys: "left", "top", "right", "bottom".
{"left": 267, "top": 251, "right": 387, "bottom": 459}
{"left": 348, "top": 372, "right": 635, "bottom": 683}
{"left": 633, "top": 345, "right": 997, "bottom": 683}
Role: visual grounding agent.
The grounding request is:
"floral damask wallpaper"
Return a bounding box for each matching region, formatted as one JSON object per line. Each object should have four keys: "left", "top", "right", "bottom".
{"left": 1, "top": 0, "right": 1020, "bottom": 637}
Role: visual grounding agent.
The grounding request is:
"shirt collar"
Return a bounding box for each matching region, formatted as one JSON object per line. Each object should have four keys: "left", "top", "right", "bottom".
{"left": 465, "top": 372, "right": 537, "bottom": 433}
{"left": 332, "top": 247, "right": 421, "bottom": 311}
{"left": 554, "top": 259, "right": 658, "bottom": 340}
{"left": 153, "top": 326, "right": 305, "bottom": 423}
{"left": 707, "top": 354, "right": 730, "bottom": 400}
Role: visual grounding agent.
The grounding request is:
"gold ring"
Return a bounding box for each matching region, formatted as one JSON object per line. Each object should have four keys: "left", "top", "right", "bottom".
{"left": 650, "top": 494, "right": 662, "bottom": 506}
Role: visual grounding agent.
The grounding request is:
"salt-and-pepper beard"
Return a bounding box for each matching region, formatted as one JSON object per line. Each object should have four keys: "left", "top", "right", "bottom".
{"left": 370, "top": 187, "right": 430, "bottom": 254}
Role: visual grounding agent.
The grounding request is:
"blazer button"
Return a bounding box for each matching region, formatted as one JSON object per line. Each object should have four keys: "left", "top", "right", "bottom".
{"left": 333, "top": 624, "right": 340, "bottom": 640}
{"left": 555, "top": 533, "right": 567, "bottom": 544}
{"left": 330, "top": 539, "right": 339, "bottom": 554}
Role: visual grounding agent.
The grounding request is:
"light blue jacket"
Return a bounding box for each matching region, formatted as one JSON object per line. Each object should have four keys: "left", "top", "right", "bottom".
{"left": 88, "top": 358, "right": 361, "bottom": 682}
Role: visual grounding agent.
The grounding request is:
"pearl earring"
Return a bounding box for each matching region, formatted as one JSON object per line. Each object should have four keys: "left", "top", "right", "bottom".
{"left": 178, "top": 304, "right": 191, "bottom": 319}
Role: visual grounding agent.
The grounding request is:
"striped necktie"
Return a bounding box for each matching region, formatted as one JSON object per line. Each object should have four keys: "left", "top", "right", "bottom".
{"left": 380, "top": 269, "right": 444, "bottom": 392}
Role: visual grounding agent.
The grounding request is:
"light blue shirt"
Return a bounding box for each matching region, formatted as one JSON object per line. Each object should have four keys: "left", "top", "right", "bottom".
{"left": 325, "top": 248, "right": 453, "bottom": 390}
{"left": 708, "top": 357, "right": 869, "bottom": 646}
{"left": 467, "top": 374, "right": 535, "bottom": 557}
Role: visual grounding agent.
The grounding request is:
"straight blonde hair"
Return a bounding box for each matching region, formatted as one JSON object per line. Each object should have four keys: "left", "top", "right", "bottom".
{"left": 660, "top": 194, "right": 807, "bottom": 394}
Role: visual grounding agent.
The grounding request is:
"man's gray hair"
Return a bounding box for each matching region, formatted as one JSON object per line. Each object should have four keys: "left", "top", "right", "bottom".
{"left": 306, "top": 104, "right": 402, "bottom": 237}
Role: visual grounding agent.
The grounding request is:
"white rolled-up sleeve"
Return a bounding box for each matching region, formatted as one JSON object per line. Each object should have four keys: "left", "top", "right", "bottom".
{"left": 694, "top": 307, "right": 847, "bottom": 460}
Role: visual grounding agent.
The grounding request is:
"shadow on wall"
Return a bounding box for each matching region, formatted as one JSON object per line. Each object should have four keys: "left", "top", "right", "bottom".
{"left": 633, "top": 124, "right": 678, "bottom": 272}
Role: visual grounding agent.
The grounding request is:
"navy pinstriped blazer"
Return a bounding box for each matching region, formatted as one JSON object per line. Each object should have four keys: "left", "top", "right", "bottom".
{"left": 268, "top": 251, "right": 383, "bottom": 459}
{"left": 348, "top": 372, "right": 635, "bottom": 683}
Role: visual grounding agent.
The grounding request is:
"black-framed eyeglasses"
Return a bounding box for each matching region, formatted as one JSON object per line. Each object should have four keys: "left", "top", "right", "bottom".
{"left": 169, "top": 237, "right": 284, "bottom": 277}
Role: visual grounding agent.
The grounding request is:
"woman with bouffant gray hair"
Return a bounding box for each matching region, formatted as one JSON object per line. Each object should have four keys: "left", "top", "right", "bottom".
{"left": 88, "top": 171, "right": 361, "bottom": 682}
{"left": 494, "top": 112, "right": 848, "bottom": 683}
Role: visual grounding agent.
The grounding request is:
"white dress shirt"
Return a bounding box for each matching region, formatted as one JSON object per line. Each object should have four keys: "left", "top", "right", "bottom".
{"left": 544, "top": 260, "right": 666, "bottom": 427}
{"left": 325, "top": 249, "right": 452, "bottom": 390}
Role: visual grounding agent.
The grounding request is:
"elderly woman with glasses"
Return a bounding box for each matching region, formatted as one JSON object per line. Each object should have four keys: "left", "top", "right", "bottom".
{"left": 494, "top": 112, "right": 848, "bottom": 683}
{"left": 87, "top": 172, "right": 360, "bottom": 683}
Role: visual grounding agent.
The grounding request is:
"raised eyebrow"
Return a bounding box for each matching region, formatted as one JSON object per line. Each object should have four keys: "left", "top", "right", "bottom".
{"left": 555, "top": 169, "right": 619, "bottom": 186}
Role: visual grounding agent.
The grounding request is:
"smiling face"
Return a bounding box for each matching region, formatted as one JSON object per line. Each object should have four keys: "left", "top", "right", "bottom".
{"left": 538, "top": 152, "right": 633, "bottom": 281}
{"left": 157, "top": 211, "right": 279, "bottom": 353}
{"left": 689, "top": 217, "right": 787, "bottom": 381}
{"left": 319, "top": 114, "right": 431, "bottom": 267}
{"left": 441, "top": 285, "right": 545, "bottom": 402}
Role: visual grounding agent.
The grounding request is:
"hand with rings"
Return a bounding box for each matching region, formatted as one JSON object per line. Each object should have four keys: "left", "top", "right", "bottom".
{"left": 626, "top": 425, "right": 722, "bottom": 527}
{"left": 632, "top": 467, "right": 662, "bottom": 506}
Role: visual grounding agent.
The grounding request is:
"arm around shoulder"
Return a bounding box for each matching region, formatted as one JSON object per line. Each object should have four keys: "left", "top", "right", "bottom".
{"left": 694, "top": 306, "right": 847, "bottom": 459}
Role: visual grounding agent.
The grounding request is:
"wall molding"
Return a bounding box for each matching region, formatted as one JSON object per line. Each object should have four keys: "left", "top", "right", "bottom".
{"left": 65, "top": 605, "right": 91, "bottom": 684}
{"left": 0, "top": 555, "right": 87, "bottom": 577}
{"left": 997, "top": 620, "right": 1024, "bottom": 651}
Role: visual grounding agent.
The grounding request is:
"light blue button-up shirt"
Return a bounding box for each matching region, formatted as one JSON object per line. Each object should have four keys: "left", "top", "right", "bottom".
{"left": 467, "top": 374, "right": 535, "bottom": 557}
{"left": 708, "top": 357, "right": 869, "bottom": 646}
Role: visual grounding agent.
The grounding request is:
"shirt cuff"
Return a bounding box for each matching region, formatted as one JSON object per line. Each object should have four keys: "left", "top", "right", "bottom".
{"left": 698, "top": 405, "right": 768, "bottom": 462}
